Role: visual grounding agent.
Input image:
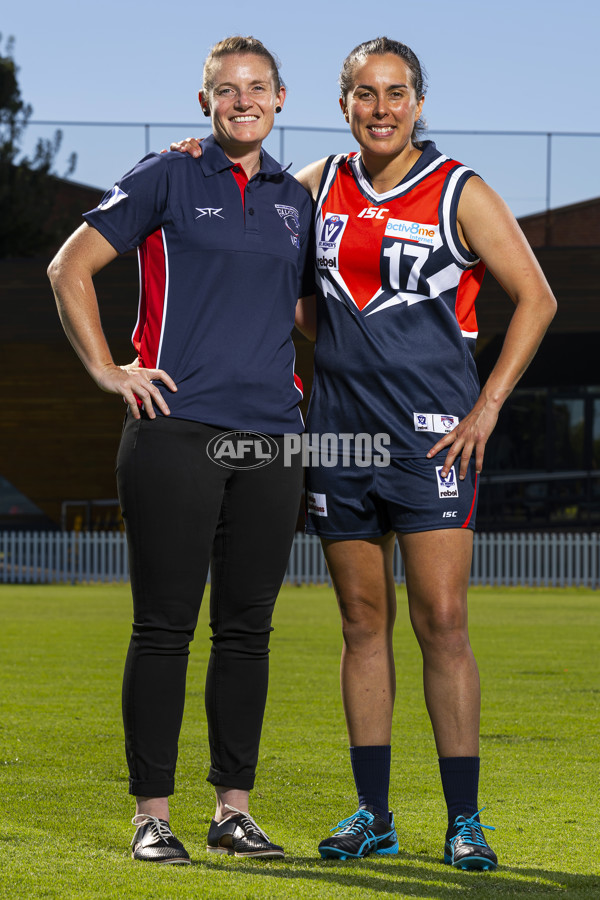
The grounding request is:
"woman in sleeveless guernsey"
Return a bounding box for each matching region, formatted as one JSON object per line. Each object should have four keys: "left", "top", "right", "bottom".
{"left": 294, "top": 38, "right": 556, "bottom": 870}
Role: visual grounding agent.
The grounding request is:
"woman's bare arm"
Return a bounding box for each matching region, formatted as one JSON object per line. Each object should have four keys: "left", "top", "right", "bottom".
{"left": 428, "top": 177, "right": 557, "bottom": 478}
{"left": 48, "top": 223, "right": 177, "bottom": 419}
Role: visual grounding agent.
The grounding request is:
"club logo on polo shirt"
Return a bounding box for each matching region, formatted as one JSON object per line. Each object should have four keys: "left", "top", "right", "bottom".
{"left": 436, "top": 466, "right": 459, "bottom": 498}
{"left": 98, "top": 185, "right": 128, "bottom": 210}
{"left": 195, "top": 207, "right": 224, "bottom": 219}
{"left": 275, "top": 204, "right": 300, "bottom": 248}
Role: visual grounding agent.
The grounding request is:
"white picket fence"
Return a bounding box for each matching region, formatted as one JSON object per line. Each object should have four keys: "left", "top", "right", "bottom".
{"left": 1, "top": 530, "right": 600, "bottom": 588}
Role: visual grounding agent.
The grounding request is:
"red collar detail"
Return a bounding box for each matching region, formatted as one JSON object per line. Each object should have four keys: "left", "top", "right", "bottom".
{"left": 230, "top": 165, "right": 249, "bottom": 209}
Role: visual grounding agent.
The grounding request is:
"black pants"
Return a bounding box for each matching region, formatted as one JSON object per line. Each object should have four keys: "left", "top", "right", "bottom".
{"left": 116, "top": 413, "right": 302, "bottom": 797}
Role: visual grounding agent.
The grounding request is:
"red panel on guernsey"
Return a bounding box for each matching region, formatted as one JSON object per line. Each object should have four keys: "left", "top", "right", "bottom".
{"left": 134, "top": 229, "right": 167, "bottom": 367}
{"left": 332, "top": 155, "right": 458, "bottom": 313}
{"left": 455, "top": 262, "right": 484, "bottom": 336}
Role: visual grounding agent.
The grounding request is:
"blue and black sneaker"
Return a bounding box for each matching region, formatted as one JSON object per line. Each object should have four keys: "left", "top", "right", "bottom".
{"left": 444, "top": 808, "right": 497, "bottom": 871}
{"left": 318, "top": 806, "right": 399, "bottom": 860}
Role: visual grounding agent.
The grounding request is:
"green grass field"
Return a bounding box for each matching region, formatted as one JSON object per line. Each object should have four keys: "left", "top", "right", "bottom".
{"left": 1, "top": 583, "right": 599, "bottom": 899}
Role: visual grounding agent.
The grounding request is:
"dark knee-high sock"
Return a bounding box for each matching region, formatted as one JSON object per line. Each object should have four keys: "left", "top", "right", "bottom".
{"left": 439, "top": 756, "right": 480, "bottom": 833}
{"left": 350, "top": 745, "right": 391, "bottom": 822}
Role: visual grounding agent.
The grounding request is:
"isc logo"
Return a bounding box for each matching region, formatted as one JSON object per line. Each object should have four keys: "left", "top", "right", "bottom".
{"left": 357, "top": 207, "right": 389, "bottom": 219}
{"left": 442, "top": 511, "right": 458, "bottom": 518}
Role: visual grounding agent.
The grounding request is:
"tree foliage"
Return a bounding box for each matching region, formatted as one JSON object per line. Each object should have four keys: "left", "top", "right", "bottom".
{"left": 0, "top": 35, "right": 76, "bottom": 257}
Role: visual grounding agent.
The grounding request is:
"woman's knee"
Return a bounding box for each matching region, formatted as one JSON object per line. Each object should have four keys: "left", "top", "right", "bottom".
{"left": 411, "top": 597, "right": 470, "bottom": 654}
{"left": 338, "top": 591, "right": 392, "bottom": 649}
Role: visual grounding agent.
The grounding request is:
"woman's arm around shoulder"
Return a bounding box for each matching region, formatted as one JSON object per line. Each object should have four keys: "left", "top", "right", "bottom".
{"left": 428, "top": 176, "right": 557, "bottom": 479}
{"left": 293, "top": 158, "right": 328, "bottom": 201}
{"left": 295, "top": 295, "right": 316, "bottom": 341}
{"left": 48, "top": 223, "right": 177, "bottom": 419}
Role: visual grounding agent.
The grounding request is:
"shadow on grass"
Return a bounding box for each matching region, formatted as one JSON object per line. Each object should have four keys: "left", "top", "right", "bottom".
{"left": 192, "top": 850, "right": 600, "bottom": 897}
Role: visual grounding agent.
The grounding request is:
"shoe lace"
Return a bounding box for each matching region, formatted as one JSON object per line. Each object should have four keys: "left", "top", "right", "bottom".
{"left": 131, "top": 814, "right": 174, "bottom": 843}
{"left": 330, "top": 808, "right": 374, "bottom": 835}
{"left": 451, "top": 807, "right": 495, "bottom": 848}
{"left": 223, "top": 804, "right": 272, "bottom": 842}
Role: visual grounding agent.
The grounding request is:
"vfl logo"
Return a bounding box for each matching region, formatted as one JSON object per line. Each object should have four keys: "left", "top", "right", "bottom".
{"left": 206, "top": 431, "right": 278, "bottom": 470}
{"left": 195, "top": 207, "right": 224, "bottom": 219}
{"left": 414, "top": 412, "right": 433, "bottom": 432}
{"left": 275, "top": 204, "right": 300, "bottom": 248}
{"left": 436, "top": 466, "right": 459, "bottom": 499}
{"left": 318, "top": 213, "right": 348, "bottom": 249}
{"left": 98, "top": 185, "right": 128, "bottom": 210}
{"left": 414, "top": 413, "right": 459, "bottom": 434}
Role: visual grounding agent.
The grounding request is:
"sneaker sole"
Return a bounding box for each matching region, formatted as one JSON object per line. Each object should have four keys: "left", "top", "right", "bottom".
{"left": 319, "top": 841, "right": 398, "bottom": 861}
{"left": 444, "top": 852, "right": 497, "bottom": 871}
{"left": 319, "top": 849, "right": 363, "bottom": 860}
{"left": 376, "top": 841, "right": 399, "bottom": 856}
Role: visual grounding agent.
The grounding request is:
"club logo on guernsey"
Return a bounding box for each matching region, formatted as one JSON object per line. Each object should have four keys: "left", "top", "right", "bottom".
{"left": 275, "top": 204, "right": 301, "bottom": 248}
{"left": 414, "top": 413, "right": 459, "bottom": 434}
{"left": 195, "top": 207, "right": 224, "bottom": 219}
{"left": 385, "top": 218, "right": 440, "bottom": 248}
{"left": 317, "top": 213, "right": 348, "bottom": 271}
{"left": 436, "top": 466, "right": 459, "bottom": 499}
{"left": 98, "top": 185, "right": 128, "bottom": 210}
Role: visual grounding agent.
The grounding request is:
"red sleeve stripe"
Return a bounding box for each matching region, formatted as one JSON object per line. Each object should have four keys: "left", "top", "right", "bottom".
{"left": 461, "top": 471, "right": 478, "bottom": 528}
{"left": 132, "top": 229, "right": 168, "bottom": 368}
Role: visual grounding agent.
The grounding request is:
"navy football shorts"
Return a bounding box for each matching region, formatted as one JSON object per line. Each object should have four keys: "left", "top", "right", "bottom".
{"left": 304, "top": 455, "right": 478, "bottom": 539}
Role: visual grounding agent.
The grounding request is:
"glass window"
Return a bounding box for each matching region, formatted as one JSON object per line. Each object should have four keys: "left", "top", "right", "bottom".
{"left": 552, "top": 398, "right": 585, "bottom": 470}
{"left": 486, "top": 391, "right": 546, "bottom": 472}
{"left": 593, "top": 398, "right": 600, "bottom": 470}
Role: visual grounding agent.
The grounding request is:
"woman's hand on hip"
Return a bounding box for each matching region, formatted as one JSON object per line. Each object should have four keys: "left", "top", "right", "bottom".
{"left": 426, "top": 397, "right": 500, "bottom": 480}
{"left": 95, "top": 360, "right": 177, "bottom": 420}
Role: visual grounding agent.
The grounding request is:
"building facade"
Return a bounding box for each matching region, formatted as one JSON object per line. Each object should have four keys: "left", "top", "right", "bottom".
{"left": 1, "top": 183, "right": 598, "bottom": 530}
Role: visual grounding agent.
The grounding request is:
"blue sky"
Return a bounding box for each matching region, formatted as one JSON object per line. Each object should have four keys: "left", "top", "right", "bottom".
{"left": 3, "top": 0, "right": 600, "bottom": 216}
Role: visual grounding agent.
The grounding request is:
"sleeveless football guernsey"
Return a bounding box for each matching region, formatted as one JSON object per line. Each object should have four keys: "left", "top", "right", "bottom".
{"left": 307, "top": 141, "right": 485, "bottom": 458}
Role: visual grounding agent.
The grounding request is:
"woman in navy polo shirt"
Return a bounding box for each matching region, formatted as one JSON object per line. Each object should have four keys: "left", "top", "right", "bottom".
{"left": 48, "top": 36, "right": 314, "bottom": 864}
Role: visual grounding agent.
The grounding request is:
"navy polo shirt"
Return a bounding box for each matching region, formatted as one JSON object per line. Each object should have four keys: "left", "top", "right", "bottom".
{"left": 83, "top": 135, "right": 314, "bottom": 433}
